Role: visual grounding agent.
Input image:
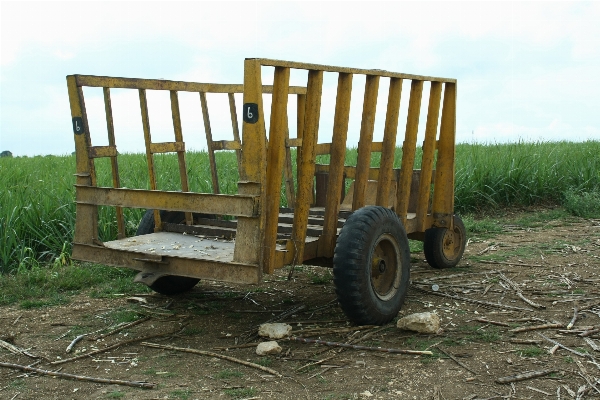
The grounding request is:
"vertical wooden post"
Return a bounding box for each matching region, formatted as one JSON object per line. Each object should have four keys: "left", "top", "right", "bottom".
{"left": 416, "top": 82, "right": 442, "bottom": 231}
{"left": 200, "top": 92, "right": 220, "bottom": 194}
{"left": 395, "top": 80, "right": 423, "bottom": 225}
{"left": 432, "top": 82, "right": 457, "bottom": 228}
{"left": 228, "top": 93, "right": 243, "bottom": 171}
{"left": 233, "top": 59, "right": 266, "bottom": 272}
{"left": 283, "top": 121, "right": 296, "bottom": 207}
{"left": 263, "top": 67, "right": 290, "bottom": 273}
{"left": 321, "top": 72, "right": 353, "bottom": 256}
{"left": 292, "top": 70, "right": 323, "bottom": 264}
{"left": 352, "top": 75, "right": 380, "bottom": 210}
{"left": 376, "top": 78, "right": 403, "bottom": 207}
{"left": 170, "top": 90, "right": 193, "bottom": 225}
{"left": 68, "top": 76, "right": 98, "bottom": 244}
{"left": 103, "top": 87, "right": 125, "bottom": 239}
{"left": 138, "top": 89, "right": 161, "bottom": 231}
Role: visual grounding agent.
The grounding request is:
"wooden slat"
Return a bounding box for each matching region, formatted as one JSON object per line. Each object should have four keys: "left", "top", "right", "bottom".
{"left": 263, "top": 66, "right": 290, "bottom": 274}
{"left": 292, "top": 70, "right": 323, "bottom": 264}
{"left": 416, "top": 82, "right": 442, "bottom": 231}
{"left": 227, "top": 93, "right": 243, "bottom": 169}
{"left": 199, "top": 92, "right": 220, "bottom": 194}
{"left": 315, "top": 143, "right": 331, "bottom": 155}
{"left": 148, "top": 141, "right": 185, "bottom": 154}
{"left": 322, "top": 72, "right": 353, "bottom": 256}
{"left": 396, "top": 80, "right": 423, "bottom": 225}
{"left": 170, "top": 90, "right": 192, "bottom": 226}
{"left": 103, "top": 87, "right": 125, "bottom": 239}
{"left": 352, "top": 75, "right": 380, "bottom": 210}
{"left": 286, "top": 138, "right": 303, "bottom": 148}
{"left": 370, "top": 142, "right": 384, "bottom": 153}
{"left": 75, "top": 186, "right": 258, "bottom": 217}
{"left": 432, "top": 82, "right": 457, "bottom": 226}
{"left": 233, "top": 59, "right": 267, "bottom": 268}
{"left": 283, "top": 122, "right": 296, "bottom": 207}
{"left": 255, "top": 59, "right": 456, "bottom": 83}
{"left": 75, "top": 75, "right": 307, "bottom": 94}
{"left": 376, "top": 78, "right": 403, "bottom": 207}
{"left": 212, "top": 140, "right": 242, "bottom": 151}
{"left": 138, "top": 89, "right": 161, "bottom": 231}
{"left": 88, "top": 145, "right": 117, "bottom": 158}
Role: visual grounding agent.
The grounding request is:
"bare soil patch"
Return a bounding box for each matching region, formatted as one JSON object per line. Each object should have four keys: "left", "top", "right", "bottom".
{"left": 1, "top": 211, "right": 600, "bottom": 399}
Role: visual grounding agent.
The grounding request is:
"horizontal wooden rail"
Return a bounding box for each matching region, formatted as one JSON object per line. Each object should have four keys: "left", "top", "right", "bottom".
{"left": 75, "top": 186, "right": 259, "bottom": 217}
{"left": 149, "top": 142, "right": 185, "bottom": 154}
{"left": 254, "top": 58, "right": 457, "bottom": 83}
{"left": 74, "top": 75, "right": 307, "bottom": 94}
{"left": 212, "top": 140, "right": 242, "bottom": 151}
{"left": 88, "top": 146, "right": 117, "bottom": 158}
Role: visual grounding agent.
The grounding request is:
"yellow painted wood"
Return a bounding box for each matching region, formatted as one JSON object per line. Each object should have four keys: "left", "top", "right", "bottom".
{"left": 352, "top": 75, "right": 380, "bottom": 211}
{"left": 102, "top": 87, "right": 125, "bottom": 239}
{"left": 170, "top": 90, "right": 193, "bottom": 225}
{"left": 67, "top": 76, "right": 98, "bottom": 244}
{"left": 322, "top": 72, "right": 353, "bottom": 256}
{"left": 138, "top": 89, "right": 161, "bottom": 231}
{"left": 253, "top": 59, "right": 457, "bottom": 83}
{"left": 199, "top": 92, "right": 220, "bottom": 194}
{"left": 227, "top": 93, "right": 243, "bottom": 168}
{"left": 292, "top": 70, "right": 323, "bottom": 264}
{"left": 297, "top": 94, "right": 306, "bottom": 140}
{"left": 396, "top": 80, "right": 423, "bottom": 225}
{"left": 88, "top": 146, "right": 118, "bottom": 158}
{"left": 75, "top": 75, "right": 307, "bottom": 94}
{"left": 376, "top": 78, "right": 402, "bottom": 207}
{"left": 211, "top": 140, "right": 242, "bottom": 151}
{"left": 233, "top": 59, "right": 267, "bottom": 270}
{"left": 282, "top": 119, "right": 296, "bottom": 207}
{"left": 75, "top": 186, "right": 258, "bottom": 217}
{"left": 263, "top": 67, "right": 290, "bottom": 273}
{"left": 432, "top": 82, "right": 457, "bottom": 227}
{"left": 416, "top": 82, "right": 442, "bottom": 231}
{"left": 286, "top": 138, "right": 303, "bottom": 148}
{"left": 315, "top": 143, "right": 331, "bottom": 155}
{"left": 370, "top": 142, "right": 384, "bottom": 153}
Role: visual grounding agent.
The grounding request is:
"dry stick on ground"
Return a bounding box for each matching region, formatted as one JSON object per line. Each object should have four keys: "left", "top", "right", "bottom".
{"left": 536, "top": 333, "right": 589, "bottom": 357}
{"left": 583, "top": 337, "right": 600, "bottom": 352}
{"left": 435, "top": 346, "right": 478, "bottom": 375}
{"left": 480, "top": 260, "right": 543, "bottom": 268}
{"left": 295, "top": 325, "right": 377, "bottom": 337}
{"left": 510, "top": 339, "right": 543, "bottom": 345}
{"left": 0, "top": 362, "right": 154, "bottom": 389}
{"left": 579, "top": 328, "right": 600, "bottom": 337}
{"left": 495, "top": 369, "right": 557, "bottom": 384}
{"left": 296, "top": 354, "right": 338, "bottom": 372}
{"left": 576, "top": 360, "right": 600, "bottom": 396}
{"left": 411, "top": 286, "right": 534, "bottom": 312}
{"left": 66, "top": 335, "right": 87, "bottom": 353}
{"left": 0, "top": 339, "right": 40, "bottom": 359}
{"left": 499, "top": 272, "right": 546, "bottom": 309}
{"left": 141, "top": 342, "right": 283, "bottom": 378}
{"left": 510, "top": 323, "right": 563, "bottom": 333}
{"left": 567, "top": 305, "right": 579, "bottom": 329}
{"left": 212, "top": 343, "right": 260, "bottom": 351}
{"left": 51, "top": 329, "right": 180, "bottom": 365}
{"left": 92, "top": 316, "right": 152, "bottom": 340}
{"left": 291, "top": 337, "right": 432, "bottom": 355}
{"left": 472, "top": 318, "right": 510, "bottom": 327}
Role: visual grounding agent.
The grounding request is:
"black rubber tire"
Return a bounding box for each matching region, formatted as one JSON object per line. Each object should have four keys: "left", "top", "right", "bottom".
{"left": 333, "top": 206, "right": 411, "bottom": 325}
{"left": 423, "top": 215, "right": 467, "bottom": 269}
{"left": 136, "top": 209, "right": 200, "bottom": 295}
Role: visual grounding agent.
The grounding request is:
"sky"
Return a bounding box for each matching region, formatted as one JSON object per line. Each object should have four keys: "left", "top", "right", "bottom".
{"left": 1, "top": 1, "right": 599, "bottom": 156}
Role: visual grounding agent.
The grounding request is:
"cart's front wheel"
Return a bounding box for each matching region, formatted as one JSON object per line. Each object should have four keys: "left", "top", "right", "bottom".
{"left": 423, "top": 215, "right": 466, "bottom": 269}
{"left": 333, "top": 206, "right": 411, "bottom": 325}
{"left": 136, "top": 210, "right": 200, "bottom": 295}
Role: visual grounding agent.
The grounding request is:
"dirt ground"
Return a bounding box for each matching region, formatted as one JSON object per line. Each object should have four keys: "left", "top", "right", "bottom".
{"left": 1, "top": 210, "right": 600, "bottom": 400}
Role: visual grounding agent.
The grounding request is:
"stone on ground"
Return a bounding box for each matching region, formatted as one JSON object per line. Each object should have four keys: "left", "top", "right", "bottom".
{"left": 396, "top": 312, "right": 440, "bottom": 333}
{"left": 256, "top": 341, "right": 282, "bottom": 355}
{"left": 258, "top": 322, "right": 292, "bottom": 339}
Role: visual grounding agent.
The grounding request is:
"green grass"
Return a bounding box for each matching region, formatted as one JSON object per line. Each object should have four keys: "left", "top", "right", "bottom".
{"left": 1, "top": 141, "right": 599, "bottom": 272}
{"left": 518, "top": 346, "right": 545, "bottom": 357}
{"left": 217, "top": 369, "right": 243, "bottom": 379}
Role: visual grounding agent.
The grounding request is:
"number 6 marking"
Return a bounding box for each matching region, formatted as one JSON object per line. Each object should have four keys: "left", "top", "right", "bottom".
{"left": 243, "top": 103, "right": 258, "bottom": 124}
{"left": 72, "top": 117, "right": 84, "bottom": 135}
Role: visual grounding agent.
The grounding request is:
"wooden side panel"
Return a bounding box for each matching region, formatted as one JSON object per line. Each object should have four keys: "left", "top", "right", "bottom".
{"left": 170, "top": 90, "right": 193, "bottom": 225}
{"left": 376, "top": 78, "right": 402, "bottom": 207}
{"left": 432, "top": 82, "right": 457, "bottom": 228}
{"left": 321, "top": 72, "right": 353, "bottom": 256}
{"left": 396, "top": 80, "right": 423, "bottom": 225}
{"left": 352, "top": 75, "right": 380, "bottom": 210}
{"left": 263, "top": 66, "right": 290, "bottom": 273}
{"left": 200, "top": 92, "right": 220, "bottom": 194}
{"left": 292, "top": 70, "right": 323, "bottom": 264}
{"left": 416, "top": 82, "right": 442, "bottom": 231}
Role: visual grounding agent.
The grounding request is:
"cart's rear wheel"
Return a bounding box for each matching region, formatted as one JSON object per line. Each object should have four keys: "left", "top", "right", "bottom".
{"left": 423, "top": 215, "right": 466, "bottom": 269}
{"left": 136, "top": 210, "right": 200, "bottom": 295}
{"left": 333, "top": 206, "right": 410, "bottom": 325}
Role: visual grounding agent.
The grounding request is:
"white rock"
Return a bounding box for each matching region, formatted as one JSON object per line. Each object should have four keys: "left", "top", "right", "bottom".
{"left": 396, "top": 312, "right": 440, "bottom": 333}
{"left": 258, "top": 323, "right": 292, "bottom": 339}
{"left": 256, "top": 341, "right": 282, "bottom": 355}
{"left": 360, "top": 390, "right": 373, "bottom": 397}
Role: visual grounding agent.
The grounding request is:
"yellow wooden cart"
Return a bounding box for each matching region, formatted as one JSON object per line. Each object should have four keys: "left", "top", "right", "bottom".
{"left": 67, "top": 59, "right": 466, "bottom": 325}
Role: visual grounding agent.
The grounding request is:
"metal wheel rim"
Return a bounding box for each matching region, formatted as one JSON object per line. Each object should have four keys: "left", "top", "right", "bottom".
{"left": 370, "top": 233, "right": 402, "bottom": 301}
{"left": 442, "top": 225, "right": 463, "bottom": 261}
